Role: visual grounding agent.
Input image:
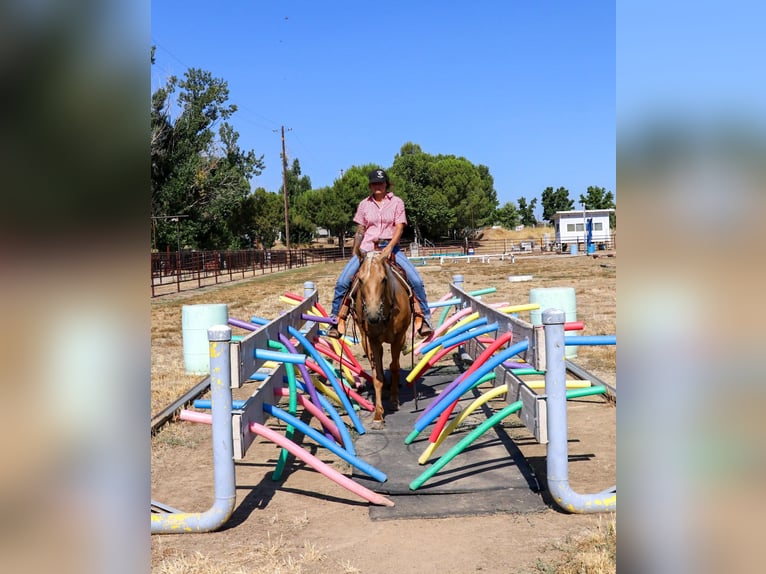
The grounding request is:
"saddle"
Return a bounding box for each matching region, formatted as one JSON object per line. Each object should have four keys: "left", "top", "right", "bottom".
{"left": 336, "top": 255, "right": 427, "bottom": 335}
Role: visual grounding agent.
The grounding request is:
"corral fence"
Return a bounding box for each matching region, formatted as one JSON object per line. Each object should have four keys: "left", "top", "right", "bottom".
{"left": 150, "top": 247, "right": 347, "bottom": 297}
{"left": 150, "top": 234, "right": 616, "bottom": 297}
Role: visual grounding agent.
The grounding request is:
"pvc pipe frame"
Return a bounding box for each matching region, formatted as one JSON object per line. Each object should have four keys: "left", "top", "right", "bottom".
{"left": 544, "top": 309, "right": 616, "bottom": 513}
{"left": 152, "top": 325, "right": 237, "bottom": 533}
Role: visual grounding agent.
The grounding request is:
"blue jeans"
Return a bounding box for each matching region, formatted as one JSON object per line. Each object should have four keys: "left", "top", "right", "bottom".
{"left": 331, "top": 247, "right": 431, "bottom": 323}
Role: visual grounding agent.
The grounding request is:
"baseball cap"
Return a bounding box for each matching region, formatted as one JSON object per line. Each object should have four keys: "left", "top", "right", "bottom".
{"left": 368, "top": 168, "right": 389, "bottom": 184}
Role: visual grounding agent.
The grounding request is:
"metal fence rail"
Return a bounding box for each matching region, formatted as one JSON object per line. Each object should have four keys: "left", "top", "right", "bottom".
{"left": 150, "top": 247, "right": 348, "bottom": 297}
{"left": 150, "top": 235, "right": 616, "bottom": 297}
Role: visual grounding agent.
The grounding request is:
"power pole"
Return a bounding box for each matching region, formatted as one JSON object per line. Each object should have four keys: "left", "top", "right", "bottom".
{"left": 275, "top": 125, "right": 293, "bottom": 264}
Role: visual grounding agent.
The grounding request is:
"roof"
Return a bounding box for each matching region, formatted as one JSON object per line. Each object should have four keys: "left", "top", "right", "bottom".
{"left": 551, "top": 209, "right": 615, "bottom": 220}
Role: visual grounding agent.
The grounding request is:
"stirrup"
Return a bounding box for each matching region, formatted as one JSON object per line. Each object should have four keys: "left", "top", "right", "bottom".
{"left": 415, "top": 315, "right": 433, "bottom": 338}
{"left": 327, "top": 316, "right": 345, "bottom": 339}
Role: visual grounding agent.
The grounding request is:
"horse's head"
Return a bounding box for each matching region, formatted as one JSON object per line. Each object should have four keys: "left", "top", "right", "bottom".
{"left": 356, "top": 251, "right": 390, "bottom": 325}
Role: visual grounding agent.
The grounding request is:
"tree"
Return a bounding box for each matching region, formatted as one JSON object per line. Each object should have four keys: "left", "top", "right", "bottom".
{"left": 517, "top": 196, "right": 538, "bottom": 227}
{"left": 283, "top": 158, "right": 314, "bottom": 245}
{"left": 541, "top": 186, "right": 575, "bottom": 223}
{"left": 494, "top": 201, "right": 521, "bottom": 229}
{"left": 151, "top": 67, "right": 265, "bottom": 250}
{"left": 390, "top": 143, "right": 498, "bottom": 241}
{"left": 579, "top": 186, "right": 616, "bottom": 228}
{"left": 245, "top": 188, "right": 283, "bottom": 248}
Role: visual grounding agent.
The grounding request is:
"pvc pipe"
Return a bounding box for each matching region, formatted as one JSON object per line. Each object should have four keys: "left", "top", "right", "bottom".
{"left": 544, "top": 309, "right": 616, "bottom": 513}
{"left": 263, "top": 403, "right": 387, "bottom": 483}
{"left": 249, "top": 422, "right": 394, "bottom": 507}
{"left": 152, "top": 325, "right": 236, "bottom": 533}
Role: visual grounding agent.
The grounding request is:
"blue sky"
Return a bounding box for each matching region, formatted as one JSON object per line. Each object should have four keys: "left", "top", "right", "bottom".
{"left": 151, "top": 1, "right": 615, "bottom": 212}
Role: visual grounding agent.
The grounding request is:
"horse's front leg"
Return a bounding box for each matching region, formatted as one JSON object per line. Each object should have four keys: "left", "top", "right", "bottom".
{"left": 370, "top": 340, "right": 386, "bottom": 428}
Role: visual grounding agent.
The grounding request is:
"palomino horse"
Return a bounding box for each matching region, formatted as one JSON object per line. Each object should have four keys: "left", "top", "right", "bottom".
{"left": 351, "top": 250, "right": 412, "bottom": 428}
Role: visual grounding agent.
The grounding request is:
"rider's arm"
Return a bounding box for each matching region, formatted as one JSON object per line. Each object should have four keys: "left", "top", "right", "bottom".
{"left": 352, "top": 224, "right": 365, "bottom": 256}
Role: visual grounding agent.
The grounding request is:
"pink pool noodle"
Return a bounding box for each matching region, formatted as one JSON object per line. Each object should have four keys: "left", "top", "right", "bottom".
{"left": 179, "top": 410, "right": 391, "bottom": 505}
{"left": 273, "top": 388, "right": 342, "bottom": 444}
{"left": 250, "top": 422, "right": 394, "bottom": 507}
{"left": 313, "top": 340, "right": 372, "bottom": 382}
{"left": 305, "top": 359, "right": 375, "bottom": 412}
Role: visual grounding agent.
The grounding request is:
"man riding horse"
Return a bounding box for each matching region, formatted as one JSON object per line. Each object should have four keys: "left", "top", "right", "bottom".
{"left": 327, "top": 168, "right": 433, "bottom": 339}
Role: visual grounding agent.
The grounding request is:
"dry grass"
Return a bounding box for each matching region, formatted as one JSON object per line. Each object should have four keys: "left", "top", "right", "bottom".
{"left": 153, "top": 525, "right": 364, "bottom": 574}
{"left": 530, "top": 515, "right": 616, "bottom": 574}
{"left": 151, "top": 251, "right": 616, "bottom": 573}
{"left": 479, "top": 224, "right": 556, "bottom": 242}
{"left": 151, "top": 252, "right": 616, "bottom": 415}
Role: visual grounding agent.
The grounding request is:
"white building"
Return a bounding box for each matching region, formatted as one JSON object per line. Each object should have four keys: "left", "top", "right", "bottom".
{"left": 552, "top": 209, "right": 615, "bottom": 248}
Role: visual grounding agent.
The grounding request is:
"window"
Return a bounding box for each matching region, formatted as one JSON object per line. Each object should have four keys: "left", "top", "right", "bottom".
{"left": 594, "top": 222, "right": 603, "bottom": 231}
{"left": 575, "top": 223, "right": 584, "bottom": 232}
{"left": 566, "top": 223, "right": 575, "bottom": 232}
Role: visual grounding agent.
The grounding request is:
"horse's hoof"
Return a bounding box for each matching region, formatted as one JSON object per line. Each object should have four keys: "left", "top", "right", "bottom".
{"left": 370, "top": 419, "right": 385, "bottom": 430}
{"left": 391, "top": 402, "right": 400, "bottom": 412}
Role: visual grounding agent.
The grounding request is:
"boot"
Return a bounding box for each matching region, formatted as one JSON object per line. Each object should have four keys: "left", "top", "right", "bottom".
{"left": 411, "top": 298, "right": 432, "bottom": 338}
{"left": 417, "top": 315, "right": 433, "bottom": 338}
{"left": 326, "top": 316, "right": 341, "bottom": 339}
{"left": 327, "top": 300, "right": 350, "bottom": 339}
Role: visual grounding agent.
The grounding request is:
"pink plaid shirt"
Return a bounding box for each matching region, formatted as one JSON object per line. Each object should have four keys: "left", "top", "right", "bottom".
{"left": 353, "top": 192, "right": 407, "bottom": 252}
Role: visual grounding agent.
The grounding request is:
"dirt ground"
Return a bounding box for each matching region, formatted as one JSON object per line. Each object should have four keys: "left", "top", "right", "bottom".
{"left": 151, "top": 253, "right": 616, "bottom": 573}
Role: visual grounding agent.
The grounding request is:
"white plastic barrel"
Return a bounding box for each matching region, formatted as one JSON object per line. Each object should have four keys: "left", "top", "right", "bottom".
{"left": 529, "top": 287, "right": 577, "bottom": 358}
{"left": 182, "top": 304, "right": 229, "bottom": 374}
